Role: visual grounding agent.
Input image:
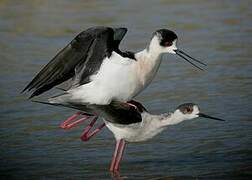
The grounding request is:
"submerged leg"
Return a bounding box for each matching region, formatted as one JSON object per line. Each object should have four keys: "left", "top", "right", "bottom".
{"left": 60, "top": 111, "right": 90, "bottom": 129}
{"left": 80, "top": 116, "right": 106, "bottom": 141}
{"left": 110, "top": 139, "right": 126, "bottom": 172}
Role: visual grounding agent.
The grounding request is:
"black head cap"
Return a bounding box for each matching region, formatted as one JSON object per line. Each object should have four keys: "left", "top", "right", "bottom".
{"left": 155, "top": 29, "right": 178, "bottom": 47}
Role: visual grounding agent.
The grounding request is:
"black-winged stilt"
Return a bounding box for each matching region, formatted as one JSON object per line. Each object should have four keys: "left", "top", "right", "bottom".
{"left": 34, "top": 100, "right": 225, "bottom": 172}
{"left": 23, "top": 26, "right": 206, "bottom": 138}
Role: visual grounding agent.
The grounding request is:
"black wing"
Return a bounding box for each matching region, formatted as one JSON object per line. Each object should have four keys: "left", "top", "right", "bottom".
{"left": 22, "top": 26, "right": 127, "bottom": 98}
{"left": 94, "top": 101, "right": 143, "bottom": 125}
{"left": 33, "top": 100, "right": 144, "bottom": 125}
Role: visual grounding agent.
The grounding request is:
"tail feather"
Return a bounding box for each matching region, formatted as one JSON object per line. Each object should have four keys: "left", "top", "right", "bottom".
{"left": 48, "top": 92, "right": 72, "bottom": 104}
{"left": 55, "top": 87, "right": 67, "bottom": 91}
{"left": 32, "top": 100, "right": 62, "bottom": 107}
{"left": 33, "top": 92, "right": 95, "bottom": 114}
{"left": 32, "top": 100, "right": 93, "bottom": 116}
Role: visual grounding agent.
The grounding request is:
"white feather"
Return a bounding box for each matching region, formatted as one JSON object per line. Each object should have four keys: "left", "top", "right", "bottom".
{"left": 105, "top": 105, "right": 200, "bottom": 142}
{"left": 49, "top": 34, "right": 176, "bottom": 105}
{"left": 65, "top": 49, "right": 162, "bottom": 104}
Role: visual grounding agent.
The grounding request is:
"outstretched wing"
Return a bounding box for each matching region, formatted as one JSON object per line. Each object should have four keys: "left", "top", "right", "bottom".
{"left": 22, "top": 26, "right": 127, "bottom": 98}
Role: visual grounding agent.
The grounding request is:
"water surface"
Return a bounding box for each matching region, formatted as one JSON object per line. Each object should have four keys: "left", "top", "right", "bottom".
{"left": 0, "top": 0, "right": 252, "bottom": 179}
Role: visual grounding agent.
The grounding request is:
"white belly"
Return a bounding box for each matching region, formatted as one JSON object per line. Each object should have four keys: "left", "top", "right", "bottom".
{"left": 105, "top": 113, "right": 165, "bottom": 142}
{"left": 69, "top": 51, "right": 161, "bottom": 104}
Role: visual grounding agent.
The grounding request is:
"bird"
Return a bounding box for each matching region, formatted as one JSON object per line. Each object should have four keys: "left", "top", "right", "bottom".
{"left": 33, "top": 99, "right": 225, "bottom": 172}
{"left": 22, "top": 26, "right": 206, "bottom": 134}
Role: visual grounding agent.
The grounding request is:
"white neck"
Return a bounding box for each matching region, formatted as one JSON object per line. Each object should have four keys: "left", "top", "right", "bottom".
{"left": 135, "top": 35, "right": 164, "bottom": 61}
{"left": 159, "top": 111, "right": 187, "bottom": 127}
{"left": 133, "top": 48, "right": 162, "bottom": 87}
{"left": 135, "top": 48, "right": 161, "bottom": 63}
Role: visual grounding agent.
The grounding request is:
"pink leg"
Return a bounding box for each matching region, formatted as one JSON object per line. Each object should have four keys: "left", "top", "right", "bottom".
{"left": 110, "top": 139, "right": 126, "bottom": 172}
{"left": 60, "top": 112, "right": 90, "bottom": 130}
{"left": 80, "top": 116, "right": 106, "bottom": 141}
{"left": 110, "top": 140, "right": 120, "bottom": 171}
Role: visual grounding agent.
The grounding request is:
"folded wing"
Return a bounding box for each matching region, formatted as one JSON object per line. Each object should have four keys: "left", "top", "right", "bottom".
{"left": 95, "top": 101, "right": 143, "bottom": 125}
{"left": 33, "top": 100, "right": 143, "bottom": 125}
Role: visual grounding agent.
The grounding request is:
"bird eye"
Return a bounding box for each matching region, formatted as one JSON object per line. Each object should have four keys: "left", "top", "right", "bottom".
{"left": 164, "top": 41, "right": 172, "bottom": 47}
{"left": 184, "top": 107, "right": 192, "bottom": 114}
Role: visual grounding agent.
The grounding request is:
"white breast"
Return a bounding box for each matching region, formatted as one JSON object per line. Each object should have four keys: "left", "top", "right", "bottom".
{"left": 69, "top": 51, "right": 161, "bottom": 104}
{"left": 105, "top": 112, "right": 166, "bottom": 142}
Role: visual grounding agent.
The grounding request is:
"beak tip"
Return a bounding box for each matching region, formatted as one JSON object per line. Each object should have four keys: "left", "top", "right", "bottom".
{"left": 198, "top": 113, "right": 226, "bottom": 122}
{"left": 176, "top": 49, "right": 206, "bottom": 71}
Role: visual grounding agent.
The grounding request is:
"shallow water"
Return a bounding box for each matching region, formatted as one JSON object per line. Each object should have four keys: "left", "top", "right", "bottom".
{"left": 0, "top": 0, "right": 252, "bottom": 179}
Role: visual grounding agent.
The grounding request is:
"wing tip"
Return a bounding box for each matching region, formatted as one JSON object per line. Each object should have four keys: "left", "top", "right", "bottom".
{"left": 113, "top": 27, "right": 128, "bottom": 41}
{"left": 28, "top": 90, "right": 39, "bottom": 99}
{"left": 21, "top": 84, "right": 30, "bottom": 94}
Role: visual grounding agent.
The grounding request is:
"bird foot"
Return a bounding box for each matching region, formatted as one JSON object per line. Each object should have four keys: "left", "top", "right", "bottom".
{"left": 80, "top": 116, "right": 106, "bottom": 141}
{"left": 110, "top": 170, "right": 124, "bottom": 179}
{"left": 60, "top": 111, "right": 90, "bottom": 129}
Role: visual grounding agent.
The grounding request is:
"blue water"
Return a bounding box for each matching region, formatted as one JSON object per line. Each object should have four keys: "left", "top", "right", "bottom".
{"left": 0, "top": 0, "right": 251, "bottom": 179}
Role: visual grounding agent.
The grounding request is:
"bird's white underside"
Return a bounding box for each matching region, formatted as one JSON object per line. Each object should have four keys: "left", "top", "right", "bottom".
{"left": 105, "top": 105, "right": 199, "bottom": 142}
{"left": 64, "top": 49, "right": 162, "bottom": 104}
{"left": 49, "top": 34, "right": 177, "bottom": 105}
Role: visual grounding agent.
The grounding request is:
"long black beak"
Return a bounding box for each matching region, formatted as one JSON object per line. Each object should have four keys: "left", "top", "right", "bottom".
{"left": 198, "top": 113, "right": 225, "bottom": 121}
{"left": 174, "top": 49, "right": 207, "bottom": 71}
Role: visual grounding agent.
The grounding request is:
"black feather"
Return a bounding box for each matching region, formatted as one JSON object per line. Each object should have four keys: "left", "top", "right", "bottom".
{"left": 32, "top": 99, "right": 144, "bottom": 125}
{"left": 23, "top": 26, "right": 128, "bottom": 98}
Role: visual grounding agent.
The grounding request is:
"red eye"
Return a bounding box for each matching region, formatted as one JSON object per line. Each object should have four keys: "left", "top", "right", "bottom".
{"left": 184, "top": 107, "right": 192, "bottom": 114}
{"left": 164, "top": 41, "right": 172, "bottom": 47}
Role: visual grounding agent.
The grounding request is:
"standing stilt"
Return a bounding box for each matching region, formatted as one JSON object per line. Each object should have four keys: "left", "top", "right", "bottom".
{"left": 110, "top": 139, "right": 126, "bottom": 172}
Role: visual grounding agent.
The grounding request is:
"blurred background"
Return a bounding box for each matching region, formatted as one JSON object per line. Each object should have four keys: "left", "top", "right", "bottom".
{"left": 0, "top": 0, "right": 251, "bottom": 179}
